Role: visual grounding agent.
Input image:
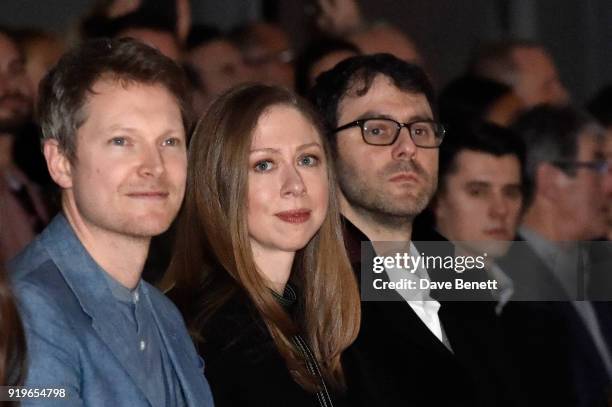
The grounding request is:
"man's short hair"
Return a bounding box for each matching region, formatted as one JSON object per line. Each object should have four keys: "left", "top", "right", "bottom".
{"left": 185, "top": 25, "right": 223, "bottom": 52}
{"left": 439, "top": 120, "right": 528, "bottom": 199}
{"left": 0, "top": 25, "right": 24, "bottom": 58}
{"left": 81, "top": 9, "right": 177, "bottom": 40}
{"left": 37, "top": 37, "right": 191, "bottom": 162}
{"left": 109, "top": 10, "right": 177, "bottom": 37}
{"left": 469, "top": 39, "right": 544, "bottom": 85}
{"left": 439, "top": 75, "right": 513, "bottom": 127}
{"left": 587, "top": 85, "right": 612, "bottom": 128}
{"left": 309, "top": 53, "right": 436, "bottom": 138}
{"left": 294, "top": 36, "right": 360, "bottom": 96}
{"left": 511, "top": 105, "right": 598, "bottom": 199}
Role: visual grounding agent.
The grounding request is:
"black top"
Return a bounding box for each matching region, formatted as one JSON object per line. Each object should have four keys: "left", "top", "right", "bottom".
{"left": 193, "top": 288, "right": 345, "bottom": 407}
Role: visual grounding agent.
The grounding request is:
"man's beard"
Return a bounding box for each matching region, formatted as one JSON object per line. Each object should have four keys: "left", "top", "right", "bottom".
{"left": 337, "top": 156, "right": 437, "bottom": 231}
{"left": 0, "top": 93, "right": 32, "bottom": 134}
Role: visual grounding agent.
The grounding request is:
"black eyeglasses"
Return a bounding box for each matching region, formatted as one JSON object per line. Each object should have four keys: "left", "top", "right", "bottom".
{"left": 333, "top": 118, "right": 446, "bottom": 148}
{"left": 552, "top": 160, "right": 610, "bottom": 175}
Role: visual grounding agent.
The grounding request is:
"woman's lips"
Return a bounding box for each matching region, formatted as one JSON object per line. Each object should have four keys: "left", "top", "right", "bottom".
{"left": 275, "top": 209, "right": 311, "bottom": 224}
{"left": 126, "top": 191, "right": 169, "bottom": 200}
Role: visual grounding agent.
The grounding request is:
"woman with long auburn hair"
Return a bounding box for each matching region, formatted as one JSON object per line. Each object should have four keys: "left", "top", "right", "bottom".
{"left": 167, "top": 83, "right": 360, "bottom": 406}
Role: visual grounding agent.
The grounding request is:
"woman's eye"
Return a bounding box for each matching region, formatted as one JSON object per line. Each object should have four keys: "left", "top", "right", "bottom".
{"left": 162, "top": 137, "right": 180, "bottom": 147}
{"left": 254, "top": 160, "right": 274, "bottom": 172}
{"left": 298, "top": 155, "right": 319, "bottom": 167}
{"left": 110, "top": 137, "right": 127, "bottom": 146}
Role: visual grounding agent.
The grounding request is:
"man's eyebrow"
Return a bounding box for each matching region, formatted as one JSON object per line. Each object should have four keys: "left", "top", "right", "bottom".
{"left": 355, "top": 110, "right": 433, "bottom": 122}
{"left": 105, "top": 125, "right": 137, "bottom": 133}
{"left": 465, "top": 181, "right": 491, "bottom": 187}
{"left": 355, "top": 111, "right": 393, "bottom": 120}
{"left": 104, "top": 124, "right": 183, "bottom": 133}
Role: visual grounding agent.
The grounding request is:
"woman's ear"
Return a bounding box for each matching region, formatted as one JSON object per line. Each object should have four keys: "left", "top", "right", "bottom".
{"left": 43, "top": 139, "right": 73, "bottom": 189}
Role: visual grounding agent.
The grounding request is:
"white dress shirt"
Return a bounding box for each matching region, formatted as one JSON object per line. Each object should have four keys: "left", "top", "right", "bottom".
{"left": 385, "top": 243, "right": 444, "bottom": 344}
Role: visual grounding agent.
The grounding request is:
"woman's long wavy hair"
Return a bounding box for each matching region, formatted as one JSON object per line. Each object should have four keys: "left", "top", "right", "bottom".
{"left": 168, "top": 83, "right": 360, "bottom": 391}
{"left": 0, "top": 259, "right": 26, "bottom": 386}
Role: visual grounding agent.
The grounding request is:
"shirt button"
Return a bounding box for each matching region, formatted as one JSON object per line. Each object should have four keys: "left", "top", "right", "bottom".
{"left": 133, "top": 291, "right": 139, "bottom": 302}
{"left": 140, "top": 340, "right": 146, "bottom": 351}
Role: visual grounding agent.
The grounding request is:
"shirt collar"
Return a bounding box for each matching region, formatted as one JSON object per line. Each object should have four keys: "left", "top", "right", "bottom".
{"left": 36, "top": 213, "right": 142, "bottom": 319}
{"left": 519, "top": 225, "right": 583, "bottom": 295}
{"left": 271, "top": 283, "right": 297, "bottom": 308}
{"left": 101, "top": 268, "right": 142, "bottom": 304}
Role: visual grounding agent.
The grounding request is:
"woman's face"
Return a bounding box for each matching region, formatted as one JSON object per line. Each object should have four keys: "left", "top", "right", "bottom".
{"left": 247, "top": 105, "right": 329, "bottom": 257}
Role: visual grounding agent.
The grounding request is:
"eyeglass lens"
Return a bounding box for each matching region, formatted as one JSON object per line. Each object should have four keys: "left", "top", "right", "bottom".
{"left": 362, "top": 119, "right": 441, "bottom": 146}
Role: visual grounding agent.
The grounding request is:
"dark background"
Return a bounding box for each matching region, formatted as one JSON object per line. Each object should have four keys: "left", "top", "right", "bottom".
{"left": 1, "top": 0, "right": 610, "bottom": 103}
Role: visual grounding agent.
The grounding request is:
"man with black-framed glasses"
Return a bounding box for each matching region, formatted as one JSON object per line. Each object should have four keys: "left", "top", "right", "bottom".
{"left": 310, "top": 53, "right": 519, "bottom": 407}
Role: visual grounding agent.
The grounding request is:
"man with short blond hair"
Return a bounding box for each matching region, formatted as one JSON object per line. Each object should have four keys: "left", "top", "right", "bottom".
{"left": 11, "top": 38, "right": 213, "bottom": 406}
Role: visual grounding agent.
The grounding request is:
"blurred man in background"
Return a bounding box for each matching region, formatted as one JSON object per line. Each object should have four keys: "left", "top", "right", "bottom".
{"left": 433, "top": 121, "right": 525, "bottom": 312}
{"left": 500, "top": 105, "right": 612, "bottom": 407}
{"left": 185, "top": 25, "right": 253, "bottom": 110}
{"left": 587, "top": 85, "right": 612, "bottom": 241}
{"left": 470, "top": 40, "right": 569, "bottom": 108}
{"left": 0, "top": 28, "right": 48, "bottom": 261}
{"left": 315, "top": 0, "right": 423, "bottom": 65}
{"left": 438, "top": 75, "right": 524, "bottom": 128}
{"left": 231, "top": 22, "right": 294, "bottom": 88}
{"left": 111, "top": 12, "right": 182, "bottom": 61}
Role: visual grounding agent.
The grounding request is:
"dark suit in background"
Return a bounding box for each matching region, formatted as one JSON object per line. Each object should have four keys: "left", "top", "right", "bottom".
{"left": 499, "top": 236, "right": 612, "bottom": 407}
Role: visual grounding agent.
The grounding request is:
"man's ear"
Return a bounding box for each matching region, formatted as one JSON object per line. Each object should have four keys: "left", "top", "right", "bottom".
{"left": 536, "top": 162, "right": 564, "bottom": 201}
{"left": 43, "top": 139, "right": 73, "bottom": 189}
{"left": 431, "top": 192, "right": 448, "bottom": 229}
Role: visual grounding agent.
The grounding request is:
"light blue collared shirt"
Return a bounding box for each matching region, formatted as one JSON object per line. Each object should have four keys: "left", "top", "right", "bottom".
{"left": 102, "top": 273, "right": 186, "bottom": 407}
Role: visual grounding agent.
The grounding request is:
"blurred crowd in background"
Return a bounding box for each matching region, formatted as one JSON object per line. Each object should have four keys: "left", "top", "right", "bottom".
{"left": 1, "top": 0, "right": 611, "bottom": 275}
{"left": 1, "top": 1, "right": 612, "bottom": 404}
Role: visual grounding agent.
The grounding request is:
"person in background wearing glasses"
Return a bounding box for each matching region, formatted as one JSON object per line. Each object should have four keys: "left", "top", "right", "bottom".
{"left": 497, "top": 105, "right": 612, "bottom": 407}
{"left": 587, "top": 85, "right": 612, "bottom": 241}
{"left": 310, "top": 53, "right": 521, "bottom": 407}
{"left": 230, "top": 22, "right": 295, "bottom": 89}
